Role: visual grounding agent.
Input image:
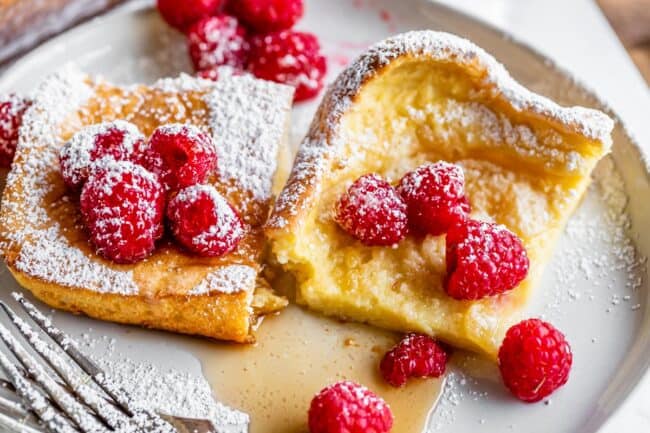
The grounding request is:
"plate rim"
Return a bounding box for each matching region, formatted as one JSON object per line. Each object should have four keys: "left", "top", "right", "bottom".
{"left": 0, "top": 1, "right": 648, "bottom": 431}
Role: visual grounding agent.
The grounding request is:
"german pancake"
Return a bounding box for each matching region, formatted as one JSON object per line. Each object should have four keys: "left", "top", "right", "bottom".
{"left": 266, "top": 31, "right": 614, "bottom": 357}
{"left": 0, "top": 66, "right": 293, "bottom": 342}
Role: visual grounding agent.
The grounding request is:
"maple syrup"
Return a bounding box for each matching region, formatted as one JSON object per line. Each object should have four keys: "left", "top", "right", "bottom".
{"left": 193, "top": 305, "right": 444, "bottom": 433}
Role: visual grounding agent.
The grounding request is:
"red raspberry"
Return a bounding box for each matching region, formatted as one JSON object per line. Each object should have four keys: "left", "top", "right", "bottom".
{"left": 157, "top": 0, "right": 224, "bottom": 32}
{"left": 188, "top": 15, "right": 249, "bottom": 72}
{"left": 334, "top": 174, "right": 408, "bottom": 246}
{"left": 80, "top": 159, "right": 165, "bottom": 264}
{"left": 498, "top": 319, "right": 573, "bottom": 402}
{"left": 0, "top": 94, "right": 31, "bottom": 167}
{"left": 380, "top": 333, "right": 448, "bottom": 387}
{"left": 308, "top": 381, "right": 393, "bottom": 433}
{"left": 142, "top": 124, "right": 217, "bottom": 192}
{"left": 197, "top": 65, "right": 250, "bottom": 81}
{"left": 397, "top": 162, "right": 470, "bottom": 236}
{"left": 167, "top": 184, "right": 244, "bottom": 257}
{"left": 445, "top": 219, "right": 529, "bottom": 300}
{"left": 228, "top": 0, "right": 304, "bottom": 33}
{"left": 59, "top": 120, "right": 147, "bottom": 189}
{"left": 248, "top": 30, "right": 327, "bottom": 102}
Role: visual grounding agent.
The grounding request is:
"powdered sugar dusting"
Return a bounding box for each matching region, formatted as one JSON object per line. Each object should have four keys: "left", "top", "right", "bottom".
{"left": 95, "top": 356, "right": 248, "bottom": 432}
{"left": 0, "top": 65, "right": 141, "bottom": 296}
{"left": 204, "top": 75, "right": 293, "bottom": 201}
{"left": 152, "top": 73, "right": 213, "bottom": 93}
{"left": 543, "top": 156, "right": 646, "bottom": 317}
{"left": 17, "top": 228, "right": 138, "bottom": 295}
{"left": 155, "top": 122, "right": 203, "bottom": 139}
{"left": 189, "top": 265, "right": 257, "bottom": 296}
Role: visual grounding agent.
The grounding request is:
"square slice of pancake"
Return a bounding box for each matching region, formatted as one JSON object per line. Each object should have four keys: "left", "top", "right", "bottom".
{"left": 0, "top": 66, "right": 293, "bottom": 342}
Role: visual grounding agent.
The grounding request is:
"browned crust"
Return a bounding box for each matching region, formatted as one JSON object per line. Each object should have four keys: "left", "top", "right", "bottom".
{"left": 265, "top": 31, "right": 614, "bottom": 239}
{"left": 8, "top": 264, "right": 258, "bottom": 343}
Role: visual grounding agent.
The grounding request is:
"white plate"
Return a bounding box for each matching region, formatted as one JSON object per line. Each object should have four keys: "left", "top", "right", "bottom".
{"left": 0, "top": 1, "right": 648, "bottom": 432}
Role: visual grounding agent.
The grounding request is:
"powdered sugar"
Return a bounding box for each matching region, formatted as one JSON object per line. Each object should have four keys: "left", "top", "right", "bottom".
{"left": 95, "top": 355, "right": 248, "bottom": 432}
{"left": 543, "top": 156, "right": 646, "bottom": 317}
{"left": 189, "top": 265, "right": 257, "bottom": 295}
{"left": 204, "top": 75, "right": 293, "bottom": 201}
{"left": 155, "top": 122, "right": 202, "bottom": 139}
{"left": 16, "top": 228, "right": 139, "bottom": 295}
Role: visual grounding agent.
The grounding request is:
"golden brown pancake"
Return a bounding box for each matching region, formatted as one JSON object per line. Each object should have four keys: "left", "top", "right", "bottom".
{"left": 0, "top": 67, "right": 293, "bottom": 342}
{"left": 266, "top": 31, "right": 614, "bottom": 357}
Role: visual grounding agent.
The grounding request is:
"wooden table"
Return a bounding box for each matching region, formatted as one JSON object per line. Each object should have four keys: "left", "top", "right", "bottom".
{"left": 598, "top": 0, "right": 650, "bottom": 84}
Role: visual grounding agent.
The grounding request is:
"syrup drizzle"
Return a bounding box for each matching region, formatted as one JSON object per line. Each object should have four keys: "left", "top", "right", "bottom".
{"left": 192, "top": 305, "right": 444, "bottom": 433}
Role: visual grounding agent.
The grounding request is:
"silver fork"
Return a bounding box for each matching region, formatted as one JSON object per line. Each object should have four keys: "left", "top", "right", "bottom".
{"left": 0, "top": 293, "right": 219, "bottom": 433}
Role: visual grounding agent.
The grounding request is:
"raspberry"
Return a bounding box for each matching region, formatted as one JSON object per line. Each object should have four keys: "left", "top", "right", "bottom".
{"left": 197, "top": 65, "right": 249, "bottom": 81}
{"left": 227, "top": 0, "right": 304, "bottom": 33}
{"left": 445, "top": 219, "right": 529, "bottom": 300}
{"left": 142, "top": 124, "right": 217, "bottom": 192}
{"left": 334, "top": 174, "right": 408, "bottom": 246}
{"left": 157, "top": 0, "right": 224, "bottom": 32}
{"left": 248, "top": 30, "right": 327, "bottom": 102}
{"left": 308, "top": 381, "right": 393, "bottom": 433}
{"left": 167, "top": 184, "right": 244, "bottom": 257}
{"left": 380, "top": 333, "right": 448, "bottom": 387}
{"left": 0, "top": 94, "right": 31, "bottom": 167}
{"left": 80, "top": 159, "right": 165, "bottom": 264}
{"left": 59, "top": 120, "right": 147, "bottom": 189}
{"left": 188, "top": 15, "right": 249, "bottom": 72}
{"left": 397, "top": 162, "right": 470, "bottom": 236}
{"left": 498, "top": 319, "right": 572, "bottom": 402}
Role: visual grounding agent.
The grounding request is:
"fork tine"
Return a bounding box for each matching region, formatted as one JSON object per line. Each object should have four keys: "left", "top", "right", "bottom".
{"left": 0, "top": 409, "right": 43, "bottom": 433}
{"left": 14, "top": 293, "right": 176, "bottom": 433}
{"left": 13, "top": 294, "right": 132, "bottom": 410}
{"left": 0, "top": 302, "right": 130, "bottom": 430}
{"left": 0, "top": 349, "right": 75, "bottom": 433}
{"left": 0, "top": 392, "right": 30, "bottom": 419}
{"left": 0, "top": 393, "right": 46, "bottom": 433}
{"left": 0, "top": 390, "right": 30, "bottom": 418}
{"left": 0, "top": 320, "right": 107, "bottom": 432}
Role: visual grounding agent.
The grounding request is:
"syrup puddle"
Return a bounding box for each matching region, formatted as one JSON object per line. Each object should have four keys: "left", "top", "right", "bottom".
{"left": 193, "top": 306, "right": 444, "bottom": 433}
